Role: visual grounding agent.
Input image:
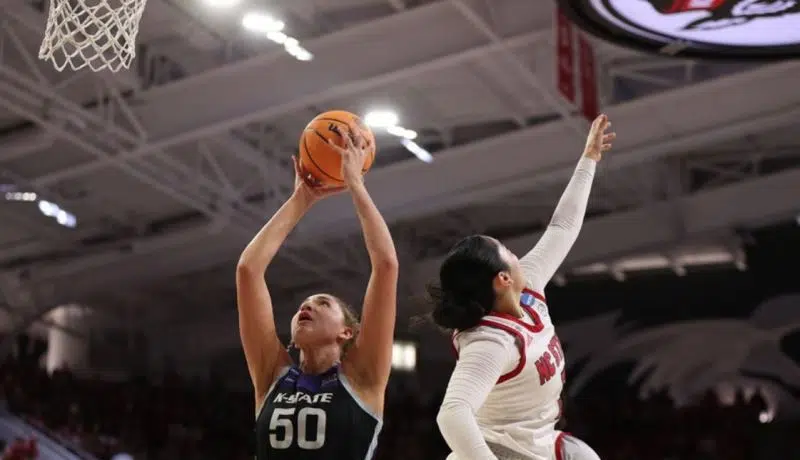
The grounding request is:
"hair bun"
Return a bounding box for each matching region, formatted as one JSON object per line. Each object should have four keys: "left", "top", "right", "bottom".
{"left": 432, "top": 291, "right": 487, "bottom": 330}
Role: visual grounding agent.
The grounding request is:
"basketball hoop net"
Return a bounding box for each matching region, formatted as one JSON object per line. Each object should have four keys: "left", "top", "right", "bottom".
{"left": 38, "top": 0, "right": 148, "bottom": 72}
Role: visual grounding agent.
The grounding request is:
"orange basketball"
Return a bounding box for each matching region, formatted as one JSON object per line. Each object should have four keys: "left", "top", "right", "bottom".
{"left": 298, "top": 110, "right": 376, "bottom": 186}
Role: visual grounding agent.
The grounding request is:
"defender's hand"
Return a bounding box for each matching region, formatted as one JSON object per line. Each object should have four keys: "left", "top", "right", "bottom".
{"left": 583, "top": 114, "right": 616, "bottom": 161}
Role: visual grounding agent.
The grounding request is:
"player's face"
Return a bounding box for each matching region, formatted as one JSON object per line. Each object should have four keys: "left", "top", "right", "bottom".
{"left": 291, "top": 293, "right": 352, "bottom": 349}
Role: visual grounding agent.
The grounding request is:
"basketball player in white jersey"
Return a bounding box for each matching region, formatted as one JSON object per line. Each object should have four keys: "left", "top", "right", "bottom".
{"left": 429, "top": 114, "right": 615, "bottom": 460}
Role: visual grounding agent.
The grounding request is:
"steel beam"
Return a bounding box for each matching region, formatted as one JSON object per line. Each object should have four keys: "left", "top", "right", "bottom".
{"left": 449, "top": 0, "right": 586, "bottom": 137}
{"left": 150, "top": 168, "right": 800, "bottom": 358}
{"left": 14, "top": 21, "right": 553, "bottom": 179}
{"left": 14, "top": 63, "right": 800, "bottom": 294}
{"left": 413, "top": 168, "right": 800, "bottom": 289}
{"left": 0, "top": 76, "right": 356, "bottom": 291}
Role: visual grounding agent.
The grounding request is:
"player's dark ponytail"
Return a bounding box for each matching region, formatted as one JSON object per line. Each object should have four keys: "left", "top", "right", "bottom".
{"left": 427, "top": 235, "right": 508, "bottom": 331}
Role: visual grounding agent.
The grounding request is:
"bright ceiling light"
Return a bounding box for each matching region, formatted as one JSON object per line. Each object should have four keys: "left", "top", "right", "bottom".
{"left": 242, "top": 12, "right": 285, "bottom": 34}
{"left": 203, "top": 0, "right": 240, "bottom": 7}
{"left": 292, "top": 48, "right": 314, "bottom": 61}
{"left": 364, "top": 110, "right": 398, "bottom": 128}
{"left": 401, "top": 139, "right": 433, "bottom": 163}
{"left": 266, "top": 31, "right": 288, "bottom": 44}
{"left": 386, "top": 125, "right": 417, "bottom": 140}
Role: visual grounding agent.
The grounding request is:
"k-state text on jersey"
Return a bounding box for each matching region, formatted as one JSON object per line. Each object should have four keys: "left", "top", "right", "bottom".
{"left": 273, "top": 391, "right": 334, "bottom": 404}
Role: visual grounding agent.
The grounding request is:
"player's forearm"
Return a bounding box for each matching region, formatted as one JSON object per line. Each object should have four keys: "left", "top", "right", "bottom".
{"left": 437, "top": 405, "right": 499, "bottom": 460}
{"left": 349, "top": 181, "right": 398, "bottom": 268}
{"left": 238, "top": 191, "right": 311, "bottom": 271}
{"left": 438, "top": 338, "right": 510, "bottom": 460}
{"left": 550, "top": 156, "right": 596, "bottom": 232}
{"left": 519, "top": 157, "right": 596, "bottom": 290}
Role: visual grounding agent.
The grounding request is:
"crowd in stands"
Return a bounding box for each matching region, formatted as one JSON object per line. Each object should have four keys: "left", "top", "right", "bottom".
{"left": 0, "top": 334, "right": 784, "bottom": 460}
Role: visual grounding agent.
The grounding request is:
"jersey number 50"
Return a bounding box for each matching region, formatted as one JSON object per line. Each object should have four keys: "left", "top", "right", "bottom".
{"left": 269, "top": 407, "right": 326, "bottom": 450}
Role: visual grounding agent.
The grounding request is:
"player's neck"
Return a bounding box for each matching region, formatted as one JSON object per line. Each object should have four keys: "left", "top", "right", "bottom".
{"left": 494, "top": 292, "right": 524, "bottom": 318}
{"left": 298, "top": 344, "right": 341, "bottom": 375}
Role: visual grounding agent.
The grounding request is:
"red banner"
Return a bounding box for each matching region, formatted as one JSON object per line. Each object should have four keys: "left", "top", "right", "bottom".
{"left": 555, "top": 9, "right": 575, "bottom": 104}
{"left": 577, "top": 33, "right": 598, "bottom": 122}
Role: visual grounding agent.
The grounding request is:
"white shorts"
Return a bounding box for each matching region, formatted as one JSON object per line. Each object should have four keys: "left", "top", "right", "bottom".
{"left": 446, "top": 432, "right": 600, "bottom": 460}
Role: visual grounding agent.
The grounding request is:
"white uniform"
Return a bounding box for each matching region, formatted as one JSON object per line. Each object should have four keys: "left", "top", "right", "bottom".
{"left": 451, "top": 289, "right": 567, "bottom": 459}
{"left": 437, "top": 157, "right": 601, "bottom": 460}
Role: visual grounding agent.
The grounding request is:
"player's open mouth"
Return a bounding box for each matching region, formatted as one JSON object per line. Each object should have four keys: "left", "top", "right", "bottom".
{"left": 298, "top": 312, "right": 313, "bottom": 322}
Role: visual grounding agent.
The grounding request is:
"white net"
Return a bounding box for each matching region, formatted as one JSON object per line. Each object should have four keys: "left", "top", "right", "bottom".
{"left": 38, "top": 0, "right": 148, "bottom": 72}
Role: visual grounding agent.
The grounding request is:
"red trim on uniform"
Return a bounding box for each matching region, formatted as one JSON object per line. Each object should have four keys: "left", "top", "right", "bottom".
{"left": 520, "top": 305, "right": 544, "bottom": 331}
{"left": 487, "top": 310, "right": 543, "bottom": 333}
{"left": 476, "top": 319, "right": 527, "bottom": 383}
{"left": 554, "top": 432, "right": 567, "bottom": 460}
{"left": 450, "top": 331, "right": 459, "bottom": 358}
{"left": 523, "top": 288, "right": 546, "bottom": 303}
{"left": 488, "top": 287, "right": 546, "bottom": 332}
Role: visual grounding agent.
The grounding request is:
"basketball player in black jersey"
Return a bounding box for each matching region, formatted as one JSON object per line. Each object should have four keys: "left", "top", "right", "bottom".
{"left": 237, "top": 125, "right": 398, "bottom": 460}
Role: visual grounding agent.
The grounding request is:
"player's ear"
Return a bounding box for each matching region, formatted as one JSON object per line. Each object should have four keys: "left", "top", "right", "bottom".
{"left": 338, "top": 326, "right": 354, "bottom": 343}
{"left": 493, "top": 271, "right": 513, "bottom": 290}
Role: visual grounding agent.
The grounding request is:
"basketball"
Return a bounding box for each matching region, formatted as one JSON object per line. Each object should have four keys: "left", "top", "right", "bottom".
{"left": 298, "top": 110, "right": 376, "bottom": 186}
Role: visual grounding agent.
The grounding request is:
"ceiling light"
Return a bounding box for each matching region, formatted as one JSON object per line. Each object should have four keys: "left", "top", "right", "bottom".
{"left": 386, "top": 125, "right": 417, "bottom": 140}
{"left": 401, "top": 139, "right": 432, "bottom": 163}
{"left": 364, "top": 110, "right": 398, "bottom": 128}
{"left": 242, "top": 12, "right": 285, "bottom": 34}
{"left": 266, "top": 31, "right": 288, "bottom": 44}
{"left": 203, "top": 0, "right": 240, "bottom": 7}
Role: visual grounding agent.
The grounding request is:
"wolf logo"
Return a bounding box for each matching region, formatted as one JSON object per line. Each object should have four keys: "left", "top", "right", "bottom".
{"left": 642, "top": 0, "right": 800, "bottom": 30}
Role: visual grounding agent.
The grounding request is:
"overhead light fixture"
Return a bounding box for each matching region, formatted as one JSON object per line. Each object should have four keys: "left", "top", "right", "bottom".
{"left": 364, "top": 110, "right": 399, "bottom": 128}
{"left": 38, "top": 200, "right": 77, "bottom": 228}
{"left": 244, "top": 14, "right": 313, "bottom": 61}
{"left": 401, "top": 139, "right": 432, "bottom": 163}
{"left": 364, "top": 110, "right": 430, "bottom": 162}
{"left": 203, "top": 0, "right": 240, "bottom": 7}
{"left": 242, "top": 12, "right": 285, "bottom": 34}
{"left": 4, "top": 192, "right": 37, "bottom": 202}
{"left": 387, "top": 125, "right": 417, "bottom": 140}
{"left": 283, "top": 38, "right": 313, "bottom": 61}
{"left": 266, "top": 31, "right": 288, "bottom": 44}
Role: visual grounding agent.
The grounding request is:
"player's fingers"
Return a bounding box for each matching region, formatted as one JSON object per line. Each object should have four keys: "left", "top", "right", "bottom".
{"left": 326, "top": 138, "right": 346, "bottom": 155}
{"left": 342, "top": 130, "right": 358, "bottom": 152}
{"left": 603, "top": 132, "right": 616, "bottom": 143}
{"left": 592, "top": 113, "right": 606, "bottom": 128}
{"left": 303, "top": 173, "right": 317, "bottom": 187}
{"left": 601, "top": 143, "right": 613, "bottom": 152}
{"left": 346, "top": 121, "right": 363, "bottom": 141}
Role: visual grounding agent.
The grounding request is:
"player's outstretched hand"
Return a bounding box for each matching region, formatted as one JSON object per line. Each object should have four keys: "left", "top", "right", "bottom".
{"left": 583, "top": 114, "right": 616, "bottom": 161}
{"left": 291, "top": 155, "right": 346, "bottom": 206}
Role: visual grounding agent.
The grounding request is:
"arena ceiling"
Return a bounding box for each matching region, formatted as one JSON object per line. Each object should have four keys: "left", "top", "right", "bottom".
{"left": 0, "top": 0, "right": 798, "bottom": 365}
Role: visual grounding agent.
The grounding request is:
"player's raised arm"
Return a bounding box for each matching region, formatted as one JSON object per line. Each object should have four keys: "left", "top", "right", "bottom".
{"left": 236, "top": 158, "right": 344, "bottom": 407}
{"left": 519, "top": 114, "right": 615, "bottom": 293}
{"left": 328, "top": 130, "right": 399, "bottom": 390}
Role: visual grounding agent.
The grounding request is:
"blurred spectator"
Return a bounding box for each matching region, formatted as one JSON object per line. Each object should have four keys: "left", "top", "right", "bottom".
{"left": 0, "top": 334, "right": 790, "bottom": 459}
{"left": 3, "top": 438, "right": 37, "bottom": 460}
